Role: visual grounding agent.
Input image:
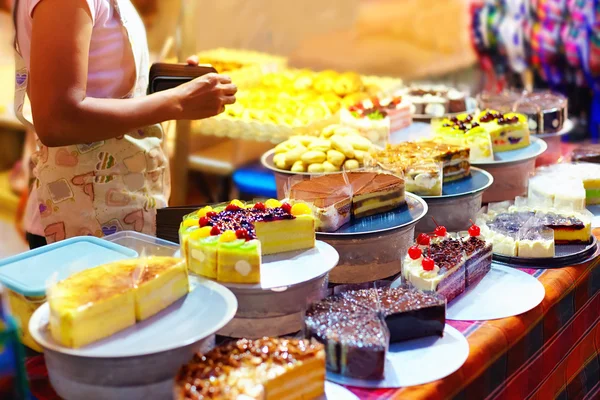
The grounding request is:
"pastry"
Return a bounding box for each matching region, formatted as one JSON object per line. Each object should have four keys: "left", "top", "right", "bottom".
{"left": 305, "top": 287, "right": 445, "bottom": 380}
{"left": 288, "top": 172, "right": 406, "bottom": 231}
{"left": 439, "top": 110, "right": 530, "bottom": 153}
{"left": 180, "top": 200, "right": 315, "bottom": 284}
{"left": 271, "top": 125, "right": 374, "bottom": 173}
{"left": 478, "top": 90, "right": 568, "bottom": 134}
{"left": 174, "top": 338, "right": 325, "bottom": 400}
{"left": 403, "top": 232, "right": 466, "bottom": 302}
{"left": 48, "top": 257, "right": 189, "bottom": 348}
{"left": 459, "top": 224, "right": 494, "bottom": 287}
{"left": 398, "top": 84, "right": 470, "bottom": 116}
{"left": 369, "top": 141, "right": 470, "bottom": 184}
{"left": 433, "top": 115, "right": 494, "bottom": 162}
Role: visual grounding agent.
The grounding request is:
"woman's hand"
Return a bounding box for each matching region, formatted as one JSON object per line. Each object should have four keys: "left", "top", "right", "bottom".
{"left": 174, "top": 73, "right": 237, "bottom": 120}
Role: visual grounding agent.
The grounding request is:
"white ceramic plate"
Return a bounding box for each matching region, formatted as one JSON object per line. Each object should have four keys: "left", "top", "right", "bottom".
{"left": 447, "top": 263, "right": 545, "bottom": 321}
{"left": 219, "top": 240, "right": 339, "bottom": 290}
{"left": 471, "top": 136, "right": 548, "bottom": 166}
{"left": 326, "top": 325, "right": 469, "bottom": 388}
{"left": 321, "top": 382, "right": 359, "bottom": 400}
{"left": 29, "top": 277, "right": 237, "bottom": 358}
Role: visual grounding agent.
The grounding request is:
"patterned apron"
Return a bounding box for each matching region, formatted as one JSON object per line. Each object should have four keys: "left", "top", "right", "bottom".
{"left": 14, "top": 0, "right": 170, "bottom": 243}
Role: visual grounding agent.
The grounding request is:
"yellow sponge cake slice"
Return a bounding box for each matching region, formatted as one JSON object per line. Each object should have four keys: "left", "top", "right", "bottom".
{"left": 48, "top": 257, "right": 189, "bottom": 348}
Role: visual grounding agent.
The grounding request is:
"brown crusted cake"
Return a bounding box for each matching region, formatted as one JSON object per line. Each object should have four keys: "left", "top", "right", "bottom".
{"left": 304, "top": 287, "right": 446, "bottom": 380}
{"left": 289, "top": 172, "right": 405, "bottom": 231}
{"left": 369, "top": 141, "right": 471, "bottom": 183}
{"left": 174, "top": 338, "right": 325, "bottom": 400}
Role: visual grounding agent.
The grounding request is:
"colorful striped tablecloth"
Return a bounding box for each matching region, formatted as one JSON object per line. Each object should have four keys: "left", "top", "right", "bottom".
{"left": 348, "top": 228, "right": 600, "bottom": 400}
{"left": 24, "top": 230, "right": 600, "bottom": 400}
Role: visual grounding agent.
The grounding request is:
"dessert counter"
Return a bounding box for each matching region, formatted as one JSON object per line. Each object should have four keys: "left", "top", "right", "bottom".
{"left": 19, "top": 228, "right": 600, "bottom": 400}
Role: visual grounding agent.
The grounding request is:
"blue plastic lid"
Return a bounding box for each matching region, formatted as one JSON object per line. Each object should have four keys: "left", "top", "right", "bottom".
{"left": 233, "top": 164, "right": 277, "bottom": 198}
{"left": 0, "top": 236, "right": 138, "bottom": 297}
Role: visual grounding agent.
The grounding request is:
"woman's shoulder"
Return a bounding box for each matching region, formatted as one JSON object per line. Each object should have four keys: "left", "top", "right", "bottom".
{"left": 20, "top": 0, "right": 103, "bottom": 23}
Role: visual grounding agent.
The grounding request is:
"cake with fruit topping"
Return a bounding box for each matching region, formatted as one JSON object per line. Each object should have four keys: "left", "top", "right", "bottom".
{"left": 180, "top": 200, "right": 315, "bottom": 283}
{"left": 434, "top": 115, "right": 494, "bottom": 162}
{"left": 340, "top": 104, "right": 391, "bottom": 146}
{"left": 341, "top": 96, "right": 412, "bottom": 142}
{"left": 475, "top": 110, "right": 530, "bottom": 152}
{"left": 304, "top": 287, "right": 445, "bottom": 380}
{"left": 403, "top": 232, "right": 466, "bottom": 302}
{"left": 288, "top": 171, "right": 405, "bottom": 231}
{"left": 403, "top": 223, "right": 492, "bottom": 299}
{"left": 174, "top": 337, "right": 325, "bottom": 400}
{"left": 398, "top": 84, "right": 470, "bottom": 117}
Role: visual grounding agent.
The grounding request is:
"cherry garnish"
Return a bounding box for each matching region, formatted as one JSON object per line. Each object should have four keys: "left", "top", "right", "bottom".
{"left": 468, "top": 219, "right": 480, "bottom": 237}
{"left": 417, "top": 233, "right": 431, "bottom": 246}
{"left": 210, "top": 226, "right": 221, "bottom": 236}
{"left": 434, "top": 225, "right": 447, "bottom": 237}
{"left": 253, "top": 202, "right": 266, "bottom": 211}
{"left": 206, "top": 211, "right": 217, "bottom": 218}
{"left": 235, "top": 228, "right": 248, "bottom": 240}
{"left": 422, "top": 257, "right": 435, "bottom": 271}
{"left": 408, "top": 245, "right": 422, "bottom": 260}
{"left": 281, "top": 203, "right": 292, "bottom": 214}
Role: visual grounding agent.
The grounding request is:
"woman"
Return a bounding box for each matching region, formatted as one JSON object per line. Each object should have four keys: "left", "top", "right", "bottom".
{"left": 13, "top": 0, "right": 236, "bottom": 249}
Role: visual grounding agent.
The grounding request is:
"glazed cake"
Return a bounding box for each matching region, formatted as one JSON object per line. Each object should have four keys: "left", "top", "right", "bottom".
{"left": 305, "top": 287, "right": 445, "bottom": 380}
{"left": 48, "top": 257, "right": 189, "bottom": 348}
{"left": 288, "top": 172, "right": 405, "bottom": 232}
{"left": 369, "top": 141, "right": 471, "bottom": 184}
{"left": 475, "top": 110, "right": 530, "bottom": 152}
{"left": 180, "top": 200, "right": 315, "bottom": 283}
{"left": 174, "top": 338, "right": 325, "bottom": 400}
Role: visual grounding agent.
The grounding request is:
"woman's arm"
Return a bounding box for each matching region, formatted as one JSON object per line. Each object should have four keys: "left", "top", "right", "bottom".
{"left": 29, "top": 0, "right": 235, "bottom": 147}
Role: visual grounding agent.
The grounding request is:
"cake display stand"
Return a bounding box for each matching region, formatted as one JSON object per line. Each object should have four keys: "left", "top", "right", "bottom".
{"left": 472, "top": 137, "right": 548, "bottom": 203}
{"left": 316, "top": 193, "right": 428, "bottom": 284}
{"left": 493, "top": 236, "right": 599, "bottom": 268}
{"left": 29, "top": 277, "right": 237, "bottom": 400}
{"left": 326, "top": 325, "right": 469, "bottom": 388}
{"left": 535, "top": 118, "right": 574, "bottom": 166}
{"left": 212, "top": 241, "right": 340, "bottom": 338}
{"left": 415, "top": 167, "right": 493, "bottom": 234}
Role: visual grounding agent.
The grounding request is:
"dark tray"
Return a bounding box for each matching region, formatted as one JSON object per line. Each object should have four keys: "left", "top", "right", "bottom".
{"left": 493, "top": 236, "right": 598, "bottom": 268}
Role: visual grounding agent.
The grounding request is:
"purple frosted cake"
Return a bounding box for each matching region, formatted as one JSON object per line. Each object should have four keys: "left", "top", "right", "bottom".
{"left": 305, "top": 287, "right": 446, "bottom": 380}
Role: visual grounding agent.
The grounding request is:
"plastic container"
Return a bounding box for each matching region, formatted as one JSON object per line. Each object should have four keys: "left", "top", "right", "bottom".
{"left": 102, "top": 231, "right": 179, "bottom": 257}
{"left": 0, "top": 237, "right": 137, "bottom": 351}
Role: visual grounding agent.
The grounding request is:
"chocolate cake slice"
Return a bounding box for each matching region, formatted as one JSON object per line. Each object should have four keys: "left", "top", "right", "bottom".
{"left": 460, "top": 236, "right": 493, "bottom": 287}
{"left": 572, "top": 144, "right": 600, "bottom": 164}
{"left": 305, "top": 287, "right": 446, "bottom": 380}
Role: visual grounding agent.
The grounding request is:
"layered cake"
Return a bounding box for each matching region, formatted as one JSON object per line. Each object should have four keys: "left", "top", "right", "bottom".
{"left": 434, "top": 115, "right": 494, "bottom": 162}
{"left": 531, "top": 163, "right": 600, "bottom": 206}
{"left": 439, "top": 110, "right": 530, "bottom": 153}
{"left": 48, "top": 257, "right": 189, "bottom": 348}
{"left": 478, "top": 90, "right": 568, "bottom": 134}
{"left": 288, "top": 172, "right": 405, "bottom": 232}
{"left": 398, "top": 84, "right": 471, "bottom": 116}
{"left": 369, "top": 141, "right": 470, "bottom": 185}
{"left": 403, "top": 224, "right": 493, "bottom": 299}
{"left": 480, "top": 206, "right": 592, "bottom": 257}
{"left": 180, "top": 200, "right": 315, "bottom": 283}
{"left": 340, "top": 96, "right": 412, "bottom": 145}
{"left": 174, "top": 338, "right": 325, "bottom": 400}
{"left": 402, "top": 233, "right": 466, "bottom": 302}
{"left": 304, "top": 287, "right": 445, "bottom": 380}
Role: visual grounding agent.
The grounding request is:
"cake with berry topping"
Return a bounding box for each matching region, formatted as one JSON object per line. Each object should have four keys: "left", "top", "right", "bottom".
{"left": 398, "top": 84, "right": 470, "bottom": 117}
{"left": 459, "top": 223, "right": 493, "bottom": 287}
{"left": 304, "top": 287, "right": 445, "bottom": 380}
{"left": 180, "top": 199, "right": 315, "bottom": 283}
{"left": 437, "top": 110, "right": 530, "bottom": 154}
{"left": 174, "top": 337, "right": 326, "bottom": 400}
